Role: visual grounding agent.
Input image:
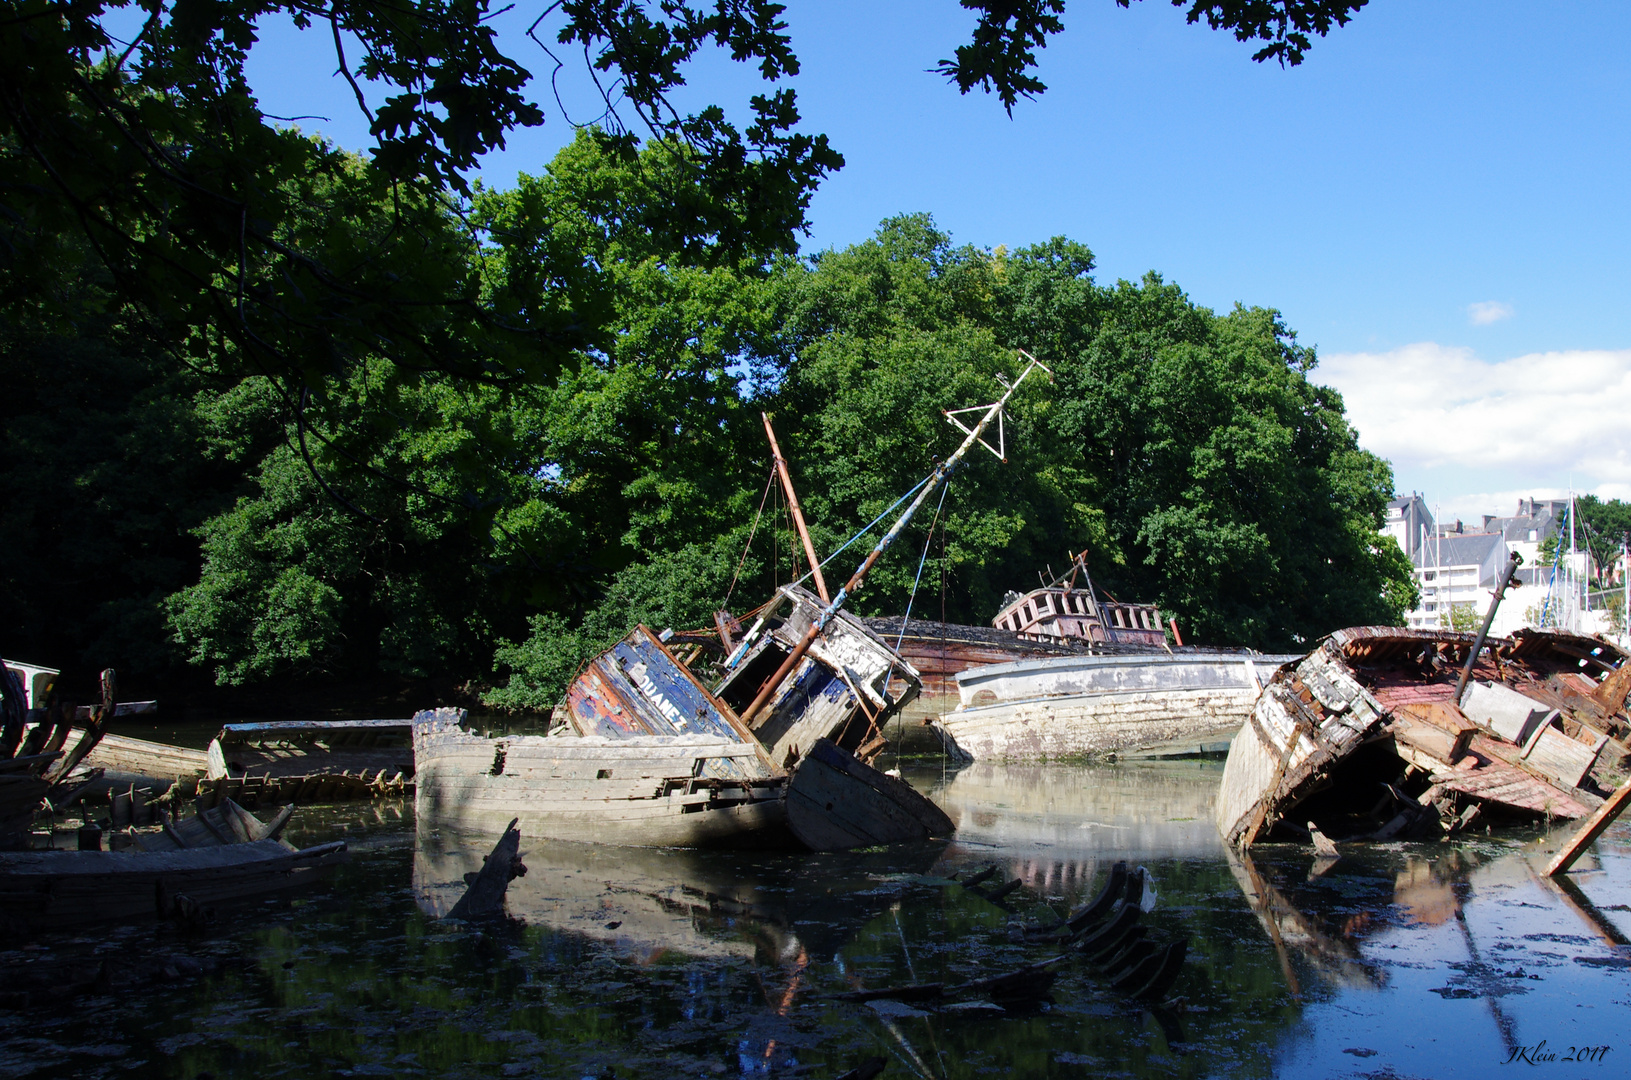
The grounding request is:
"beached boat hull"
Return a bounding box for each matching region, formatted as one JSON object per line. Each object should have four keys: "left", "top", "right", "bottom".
{"left": 413, "top": 712, "right": 789, "bottom": 847}
{"left": 1215, "top": 627, "right": 1621, "bottom": 848}
{"left": 938, "top": 651, "right": 1300, "bottom": 763}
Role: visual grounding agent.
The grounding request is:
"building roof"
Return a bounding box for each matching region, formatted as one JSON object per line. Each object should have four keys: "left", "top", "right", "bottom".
{"left": 1413, "top": 531, "right": 1504, "bottom": 572}
{"left": 1481, "top": 511, "right": 1560, "bottom": 545}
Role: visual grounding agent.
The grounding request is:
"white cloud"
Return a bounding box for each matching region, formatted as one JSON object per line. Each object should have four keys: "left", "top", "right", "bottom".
{"left": 1318, "top": 344, "right": 1631, "bottom": 511}
{"left": 1467, "top": 301, "right": 1514, "bottom": 325}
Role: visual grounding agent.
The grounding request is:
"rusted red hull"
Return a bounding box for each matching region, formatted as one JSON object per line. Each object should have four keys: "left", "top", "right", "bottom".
{"left": 1217, "top": 626, "right": 1628, "bottom": 848}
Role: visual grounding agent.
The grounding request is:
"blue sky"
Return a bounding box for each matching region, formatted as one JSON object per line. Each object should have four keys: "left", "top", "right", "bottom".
{"left": 213, "top": 1, "right": 1631, "bottom": 522}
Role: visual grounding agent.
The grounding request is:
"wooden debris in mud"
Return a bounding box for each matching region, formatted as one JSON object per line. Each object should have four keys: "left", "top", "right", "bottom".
{"left": 1546, "top": 776, "right": 1631, "bottom": 876}
{"left": 1217, "top": 627, "right": 1631, "bottom": 849}
{"left": 0, "top": 666, "right": 121, "bottom": 848}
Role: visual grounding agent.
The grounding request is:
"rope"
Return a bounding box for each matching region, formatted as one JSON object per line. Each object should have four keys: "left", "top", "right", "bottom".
{"left": 723, "top": 465, "right": 778, "bottom": 611}
{"left": 896, "top": 482, "right": 950, "bottom": 651}
{"left": 790, "top": 472, "right": 933, "bottom": 591}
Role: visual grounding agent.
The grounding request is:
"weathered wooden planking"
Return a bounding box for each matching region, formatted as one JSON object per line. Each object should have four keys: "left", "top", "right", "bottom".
{"left": 939, "top": 651, "right": 1300, "bottom": 764}
{"left": 1523, "top": 725, "right": 1606, "bottom": 791}
{"left": 1214, "top": 645, "right": 1386, "bottom": 847}
{"left": 941, "top": 686, "right": 1265, "bottom": 764}
{"left": 784, "top": 739, "right": 952, "bottom": 851}
{"left": 77, "top": 730, "right": 209, "bottom": 781}
{"left": 412, "top": 711, "right": 789, "bottom": 846}
{"left": 752, "top": 657, "right": 855, "bottom": 766}
{"left": 567, "top": 628, "right": 748, "bottom": 744}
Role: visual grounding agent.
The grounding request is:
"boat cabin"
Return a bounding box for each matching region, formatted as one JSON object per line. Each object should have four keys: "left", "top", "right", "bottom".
{"left": 991, "top": 552, "right": 1167, "bottom": 647}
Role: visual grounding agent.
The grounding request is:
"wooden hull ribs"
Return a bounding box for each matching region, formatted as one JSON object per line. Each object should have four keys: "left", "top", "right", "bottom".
{"left": 938, "top": 651, "right": 1301, "bottom": 764}
{"left": 1217, "top": 627, "right": 1630, "bottom": 848}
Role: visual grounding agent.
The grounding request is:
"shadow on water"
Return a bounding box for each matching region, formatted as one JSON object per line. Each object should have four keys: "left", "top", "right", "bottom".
{"left": 0, "top": 764, "right": 1627, "bottom": 1078}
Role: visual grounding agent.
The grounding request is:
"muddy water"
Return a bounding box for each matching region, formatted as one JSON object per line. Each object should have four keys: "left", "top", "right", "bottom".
{"left": 1, "top": 763, "right": 1627, "bottom": 1078}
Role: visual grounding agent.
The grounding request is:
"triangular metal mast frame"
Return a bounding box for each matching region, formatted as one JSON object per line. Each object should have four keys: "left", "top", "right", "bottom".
{"left": 737, "top": 352, "right": 1052, "bottom": 727}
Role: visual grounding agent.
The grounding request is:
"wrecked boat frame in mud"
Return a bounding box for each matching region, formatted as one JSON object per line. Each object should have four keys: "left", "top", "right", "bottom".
{"left": 1217, "top": 623, "right": 1630, "bottom": 849}
{"left": 416, "top": 355, "right": 1056, "bottom": 852}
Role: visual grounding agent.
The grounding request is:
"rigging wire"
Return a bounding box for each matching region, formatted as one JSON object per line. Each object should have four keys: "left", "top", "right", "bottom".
{"left": 895, "top": 482, "right": 950, "bottom": 651}
{"left": 790, "top": 472, "right": 934, "bottom": 591}
{"left": 723, "top": 464, "right": 778, "bottom": 611}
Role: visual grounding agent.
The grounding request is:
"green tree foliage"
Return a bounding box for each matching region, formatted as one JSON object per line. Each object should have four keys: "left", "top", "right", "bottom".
{"left": 1574, "top": 495, "right": 1631, "bottom": 588}
{"left": 0, "top": 284, "right": 244, "bottom": 673}
{"left": 941, "top": 1, "right": 1370, "bottom": 110}
{"left": 165, "top": 131, "right": 791, "bottom": 684}
{"left": 759, "top": 216, "right": 1411, "bottom": 652}
{"left": 0, "top": 1, "right": 840, "bottom": 401}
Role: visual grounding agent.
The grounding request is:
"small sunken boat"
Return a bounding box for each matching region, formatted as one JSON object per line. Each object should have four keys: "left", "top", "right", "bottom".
{"left": 938, "top": 648, "right": 1302, "bottom": 764}
{"left": 1216, "top": 619, "right": 1629, "bottom": 849}
{"left": 0, "top": 798, "right": 347, "bottom": 931}
{"left": 74, "top": 729, "right": 209, "bottom": 798}
{"left": 412, "top": 600, "right": 949, "bottom": 849}
{"left": 206, "top": 719, "right": 414, "bottom": 802}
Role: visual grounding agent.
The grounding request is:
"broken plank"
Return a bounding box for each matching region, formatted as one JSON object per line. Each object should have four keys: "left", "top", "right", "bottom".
{"left": 1547, "top": 776, "right": 1631, "bottom": 876}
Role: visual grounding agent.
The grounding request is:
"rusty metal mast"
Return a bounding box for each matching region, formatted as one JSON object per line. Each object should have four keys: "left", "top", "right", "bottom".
{"left": 762, "top": 412, "right": 829, "bottom": 603}
{"left": 737, "top": 353, "right": 1051, "bottom": 727}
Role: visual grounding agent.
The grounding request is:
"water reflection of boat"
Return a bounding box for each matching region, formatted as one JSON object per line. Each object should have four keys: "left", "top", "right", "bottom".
{"left": 929, "top": 760, "right": 1225, "bottom": 902}
{"left": 1223, "top": 846, "right": 1387, "bottom": 994}
{"left": 934, "top": 760, "right": 1223, "bottom": 859}
{"left": 412, "top": 828, "right": 943, "bottom": 963}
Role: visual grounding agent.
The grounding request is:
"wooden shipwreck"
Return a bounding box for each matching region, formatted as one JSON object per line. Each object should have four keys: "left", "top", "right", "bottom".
{"left": 1216, "top": 626, "right": 1630, "bottom": 848}
{"left": 0, "top": 667, "right": 124, "bottom": 848}
{"left": 206, "top": 719, "right": 413, "bottom": 802}
{"left": 992, "top": 551, "right": 1170, "bottom": 647}
{"left": 412, "top": 602, "right": 951, "bottom": 849}
{"left": 417, "top": 357, "right": 1056, "bottom": 851}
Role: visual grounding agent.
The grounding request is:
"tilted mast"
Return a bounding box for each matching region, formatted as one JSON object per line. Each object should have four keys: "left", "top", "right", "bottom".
{"left": 737, "top": 353, "right": 1051, "bottom": 726}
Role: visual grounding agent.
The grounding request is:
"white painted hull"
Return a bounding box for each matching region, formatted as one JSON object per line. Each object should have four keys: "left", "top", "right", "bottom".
{"left": 937, "top": 652, "right": 1298, "bottom": 763}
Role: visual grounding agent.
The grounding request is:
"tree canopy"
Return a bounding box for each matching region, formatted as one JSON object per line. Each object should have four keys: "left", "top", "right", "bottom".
{"left": 0, "top": 2, "right": 1401, "bottom": 704}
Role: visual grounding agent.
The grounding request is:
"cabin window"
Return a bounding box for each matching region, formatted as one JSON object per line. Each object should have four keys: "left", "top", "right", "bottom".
{"left": 1113, "top": 608, "right": 1126, "bottom": 628}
